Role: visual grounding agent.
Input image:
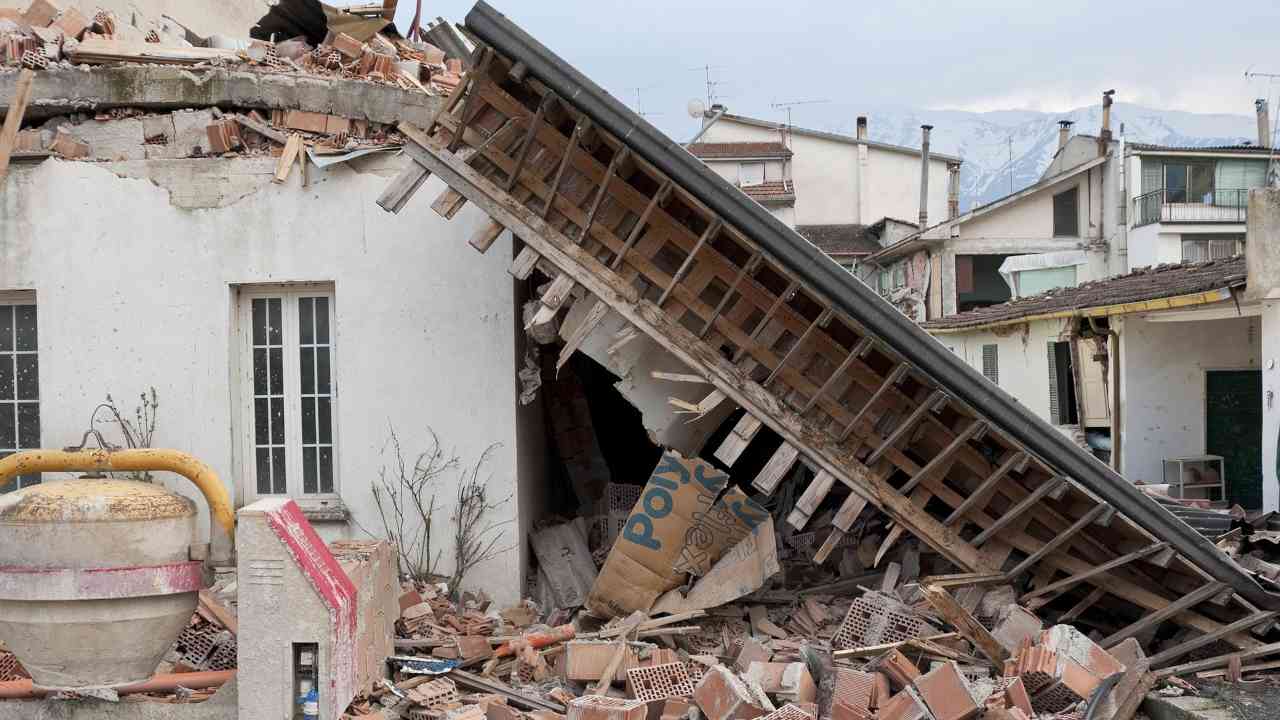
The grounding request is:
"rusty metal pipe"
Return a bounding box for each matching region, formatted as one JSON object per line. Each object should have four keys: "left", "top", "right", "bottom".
{"left": 0, "top": 670, "right": 234, "bottom": 698}
{"left": 0, "top": 449, "right": 235, "bottom": 557}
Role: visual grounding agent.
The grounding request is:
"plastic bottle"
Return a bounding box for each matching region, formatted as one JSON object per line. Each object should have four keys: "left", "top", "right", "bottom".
{"left": 299, "top": 678, "right": 319, "bottom": 720}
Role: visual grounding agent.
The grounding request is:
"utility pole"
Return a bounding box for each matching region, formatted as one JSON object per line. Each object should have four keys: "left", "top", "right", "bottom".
{"left": 689, "top": 64, "right": 727, "bottom": 107}
{"left": 770, "top": 99, "right": 830, "bottom": 148}
{"left": 1008, "top": 136, "right": 1014, "bottom": 194}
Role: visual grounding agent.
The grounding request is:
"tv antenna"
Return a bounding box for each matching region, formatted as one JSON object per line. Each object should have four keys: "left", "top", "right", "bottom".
{"left": 689, "top": 64, "right": 728, "bottom": 106}
{"left": 632, "top": 82, "right": 664, "bottom": 119}
{"left": 770, "top": 99, "right": 830, "bottom": 129}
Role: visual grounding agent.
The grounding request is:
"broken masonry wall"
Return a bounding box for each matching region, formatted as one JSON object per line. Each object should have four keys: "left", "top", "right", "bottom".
{"left": 0, "top": 155, "right": 537, "bottom": 605}
{"left": 0, "top": 0, "right": 271, "bottom": 42}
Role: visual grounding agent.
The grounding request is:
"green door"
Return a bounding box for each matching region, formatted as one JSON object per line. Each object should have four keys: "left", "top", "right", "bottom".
{"left": 1205, "top": 370, "right": 1263, "bottom": 509}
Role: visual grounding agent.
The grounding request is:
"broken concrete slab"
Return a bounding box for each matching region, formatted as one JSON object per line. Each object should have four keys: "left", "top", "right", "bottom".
{"left": 529, "top": 521, "right": 597, "bottom": 610}
{"left": 1141, "top": 693, "right": 1241, "bottom": 720}
{"left": 0, "top": 66, "right": 443, "bottom": 127}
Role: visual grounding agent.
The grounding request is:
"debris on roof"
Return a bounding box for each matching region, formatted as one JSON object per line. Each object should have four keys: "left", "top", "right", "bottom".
{"left": 795, "top": 225, "right": 880, "bottom": 257}
{"left": 741, "top": 179, "right": 796, "bottom": 206}
{"left": 686, "top": 142, "right": 793, "bottom": 159}
{"left": 922, "top": 257, "right": 1247, "bottom": 331}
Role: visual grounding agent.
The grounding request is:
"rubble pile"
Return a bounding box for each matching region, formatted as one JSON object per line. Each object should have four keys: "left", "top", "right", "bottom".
{"left": 0, "top": 0, "right": 469, "bottom": 166}
{"left": 0, "top": 0, "right": 461, "bottom": 93}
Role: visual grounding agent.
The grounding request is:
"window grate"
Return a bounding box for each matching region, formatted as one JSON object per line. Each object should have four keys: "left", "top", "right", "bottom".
{"left": 1047, "top": 342, "right": 1060, "bottom": 423}
{"left": 981, "top": 344, "right": 998, "bottom": 385}
{"left": 251, "top": 298, "right": 287, "bottom": 495}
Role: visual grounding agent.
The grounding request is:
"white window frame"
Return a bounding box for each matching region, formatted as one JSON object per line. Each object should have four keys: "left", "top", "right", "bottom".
{"left": 0, "top": 291, "right": 38, "bottom": 493}
{"left": 234, "top": 283, "right": 339, "bottom": 509}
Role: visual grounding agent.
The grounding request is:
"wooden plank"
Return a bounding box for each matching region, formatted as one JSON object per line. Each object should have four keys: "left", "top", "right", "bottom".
{"left": 942, "top": 451, "right": 1025, "bottom": 526}
{"left": 1099, "top": 582, "right": 1227, "bottom": 650}
{"left": 272, "top": 133, "right": 303, "bottom": 185}
{"left": 699, "top": 252, "right": 762, "bottom": 338}
{"left": 766, "top": 309, "right": 833, "bottom": 387}
{"left": 753, "top": 443, "right": 800, "bottom": 495}
{"left": 557, "top": 299, "right": 608, "bottom": 372}
{"left": 67, "top": 38, "right": 240, "bottom": 64}
{"left": 510, "top": 245, "right": 540, "bottom": 280}
{"left": 1021, "top": 543, "right": 1169, "bottom": 604}
{"left": 377, "top": 161, "right": 432, "bottom": 213}
{"left": 578, "top": 147, "right": 630, "bottom": 244}
{"left": 505, "top": 94, "right": 555, "bottom": 191}
{"left": 921, "top": 583, "right": 1009, "bottom": 666}
{"left": 864, "top": 390, "right": 945, "bottom": 465}
{"left": 468, "top": 219, "right": 507, "bottom": 253}
{"left": 1153, "top": 637, "right": 1280, "bottom": 678}
{"left": 899, "top": 420, "right": 986, "bottom": 495}
{"left": 971, "top": 476, "right": 1067, "bottom": 547}
{"left": 787, "top": 470, "right": 837, "bottom": 530}
{"left": 611, "top": 181, "right": 673, "bottom": 270}
{"left": 732, "top": 280, "right": 799, "bottom": 364}
{"left": 1004, "top": 504, "right": 1109, "bottom": 580}
{"left": 1149, "top": 613, "right": 1280, "bottom": 669}
{"left": 0, "top": 69, "right": 34, "bottom": 185}
{"left": 714, "top": 413, "right": 763, "bottom": 466}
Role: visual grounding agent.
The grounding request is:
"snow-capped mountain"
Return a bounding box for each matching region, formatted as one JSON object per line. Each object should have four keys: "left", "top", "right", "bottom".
{"left": 807, "top": 102, "right": 1260, "bottom": 212}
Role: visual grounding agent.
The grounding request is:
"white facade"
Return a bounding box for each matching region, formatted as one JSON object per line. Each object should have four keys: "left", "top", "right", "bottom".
{"left": 697, "top": 115, "right": 955, "bottom": 227}
{"left": 0, "top": 155, "right": 539, "bottom": 605}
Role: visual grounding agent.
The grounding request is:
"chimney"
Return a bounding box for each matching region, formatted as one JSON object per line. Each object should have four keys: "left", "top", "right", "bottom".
{"left": 918, "top": 124, "right": 933, "bottom": 229}
{"left": 856, "top": 115, "right": 868, "bottom": 140}
{"left": 1099, "top": 90, "right": 1116, "bottom": 152}
{"left": 946, "top": 162, "right": 960, "bottom": 220}
{"left": 1057, "top": 120, "right": 1074, "bottom": 152}
{"left": 1257, "top": 99, "right": 1272, "bottom": 149}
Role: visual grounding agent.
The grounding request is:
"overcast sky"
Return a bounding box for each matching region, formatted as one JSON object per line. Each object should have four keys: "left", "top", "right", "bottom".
{"left": 388, "top": 0, "right": 1280, "bottom": 139}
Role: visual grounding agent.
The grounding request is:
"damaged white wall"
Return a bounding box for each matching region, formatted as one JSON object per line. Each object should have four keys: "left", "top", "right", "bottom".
{"left": 0, "top": 153, "right": 540, "bottom": 605}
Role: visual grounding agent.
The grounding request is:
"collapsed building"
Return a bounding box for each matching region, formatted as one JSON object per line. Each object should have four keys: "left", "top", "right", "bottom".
{"left": 2, "top": 1, "right": 1280, "bottom": 719}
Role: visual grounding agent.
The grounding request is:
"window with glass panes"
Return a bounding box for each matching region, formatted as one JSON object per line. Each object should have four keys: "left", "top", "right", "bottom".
{"left": 240, "top": 288, "right": 336, "bottom": 500}
{"left": 0, "top": 303, "right": 38, "bottom": 492}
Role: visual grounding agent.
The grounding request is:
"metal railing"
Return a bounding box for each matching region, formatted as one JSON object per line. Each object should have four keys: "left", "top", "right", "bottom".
{"left": 1133, "top": 188, "right": 1250, "bottom": 227}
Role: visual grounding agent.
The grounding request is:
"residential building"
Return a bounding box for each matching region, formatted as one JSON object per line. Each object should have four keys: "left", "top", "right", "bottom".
{"left": 923, "top": 257, "right": 1260, "bottom": 506}
{"left": 689, "top": 109, "right": 962, "bottom": 270}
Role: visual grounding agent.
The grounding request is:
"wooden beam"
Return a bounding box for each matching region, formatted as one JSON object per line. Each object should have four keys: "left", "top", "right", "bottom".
{"left": 273, "top": 133, "right": 303, "bottom": 184}
{"left": 838, "top": 364, "right": 908, "bottom": 441}
{"left": 1148, "top": 612, "right": 1280, "bottom": 669}
{"left": 698, "top": 251, "right": 761, "bottom": 338}
{"left": 1099, "top": 582, "right": 1227, "bottom": 650}
{"left": 753, "top": 443, "right": 799, "bottom": 495}
{"left": 921, "top": 583, "right": 1009, "bottom": 666}
{"left": 658, "top": 219, "right": 720, "bottom": 307}
{"left": 1021, "top": 543, "right": 1169, "bottom": 604}
{"left": 510, "top": 245, "right": 540, "bottom": 280}
{"left": 864, "top": 390, "right": 945, "bottom": 465}
{"left": 971, "top": 476, "right": 1067, "bottom": 547}
{"left": 1004, "top": 504, "right": 1109, "bottom": 580}
{"left": 714, "top": 413, "right": 762, "bottom": 466}
{"left": 787, "top": 470, "right": 836, "bottom": 530}
{"left": 732, "top": 280, "right": 799, "bottom": 363}
{"left": 801, "top": 337, "right": 872, "bottom": 414}
{"left": 505, "top": 93, "right": 555, "bottom": 191}
{"left": 898, "top": 420, "right": 986, "bottom": 495}
{"left": 1153, "top": 637, "right": 1280, "bottom": 679}
{"left": 766, "top": 309, "right": 833, "bottom": 387}
{"left": 610, "top": 181, "right": 673, "bottom": 270}
{"left": 578, "top": 147, "right": 630, "bottom": 244}
{"left": 942, "top": 451, "right": 1025, "bottom": 526}
{"left": 377, "top": 161, "right": 432, "bottom": 213}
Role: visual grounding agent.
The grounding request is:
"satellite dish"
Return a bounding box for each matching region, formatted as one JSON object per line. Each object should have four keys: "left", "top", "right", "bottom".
{"left": 687, "top": 99, "right": 706, "bottom": 119}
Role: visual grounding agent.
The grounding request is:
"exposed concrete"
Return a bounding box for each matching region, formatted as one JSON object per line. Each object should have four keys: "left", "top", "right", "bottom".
{"left": 0, "top": 66, "right": 444, "bottom": 127}
{"left": 0, "top": 0, "right": 270, "bottom": 41}
{"left": 104, "top": 157, "right": 277, "bottom": 209}
{"left": 0, "top": 679, "right": 237, "bottom": 719}
{"left": 1142, "top": 692, "right": 1241, "bottom": 720}
{"left": 1246, "top": 189, "right": 1280, "bottom": 302}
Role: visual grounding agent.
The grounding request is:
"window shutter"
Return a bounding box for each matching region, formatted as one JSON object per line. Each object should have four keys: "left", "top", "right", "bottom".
{"left": 982, "top": 344, "right": 999, "bottom": 385}
{"left": 1047, "top": 342, "right": 1060, "bottom": 424}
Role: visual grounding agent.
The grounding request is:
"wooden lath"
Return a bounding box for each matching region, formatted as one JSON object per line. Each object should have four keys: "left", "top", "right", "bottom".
{"left": 377, "top": 46, "right": 1269, "bottom": 655}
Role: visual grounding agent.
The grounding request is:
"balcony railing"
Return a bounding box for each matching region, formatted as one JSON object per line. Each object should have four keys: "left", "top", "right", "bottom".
{"left": 1133, "top": 188, "right": 1250, "bottom": 227}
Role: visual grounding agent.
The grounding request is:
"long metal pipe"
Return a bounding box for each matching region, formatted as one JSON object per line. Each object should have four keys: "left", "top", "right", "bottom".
{"left": 0, "top": 670, "right": 234, "bottom": 699}
{"left": 918, "top": 124, "right": 932, "bottom": 229}
{"left": 0, "top": 449, "right": 235, "bottom": 557}
{"left": 464, "top": 0, "right": 1278, "bottom": 609}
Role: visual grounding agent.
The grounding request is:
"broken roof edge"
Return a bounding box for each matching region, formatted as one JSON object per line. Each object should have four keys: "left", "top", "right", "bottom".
{"left": 0, "top": 65, "right": 444, "bottom": 128}
{"left": 463, "top": 1, "right": 1278, "bottom": 609}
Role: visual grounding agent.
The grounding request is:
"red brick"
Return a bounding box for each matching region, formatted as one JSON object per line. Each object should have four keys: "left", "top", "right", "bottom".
{"left": 694, "top": 666, "right": 769, "bottom": 720}
{"left": 331, "top": 32, "right": 364, "bottom": 59}
{"left": 755, "top": 705, "right": 813, "bottom": 720}
{"left": 488, "top": 702, "right": 523, "bottom": 720}
{"left": 746, "top": 662, "right": 814, "bottom": 703}
{"left": 733, "top": 637, "right": 772, "bottom": 672}
{"left": 205, "top": 119, "right": 243, "bottom": 154}
{"left": 22, "top": 0, "right": 60, "bottom": 26}
{"left": 48, "top": 128, "right": 89, "bottom": 159}
{"left": 871, "top": 649, "right": 920, "bottom": 691}
{"left": 568, "top": 696, "right": 648, "bottom": 720}
{"left": 911, "top": 662, "right": 979, "bottom": 720}
{"left": 831, "top": 668, "right": 875, "bottom": 712}
{"left": 399, "top": 588, "right": 424, "bottom": 612}
{"left": 625, "top": 662, "right": 695, "bottom": 702}
{"left": 52, "top": 7, "right": 87, "bottom": 38}
{"left": 1002, "top": 677, "right": 1033, "bottom": 718}
{"left": 456, "top": 635, "right": 492, "bottom": 661}
{"left": 658, "top": 698, "right": 690, "bottom": 720}
{"left": 830, "top": 701, "right": 871, "bottom": 720}
{"left": 871, "top": 673, "right": 890, "bottom": 710}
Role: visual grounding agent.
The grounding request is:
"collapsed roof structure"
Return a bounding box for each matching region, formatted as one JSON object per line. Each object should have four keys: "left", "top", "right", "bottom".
{"left": 379, "top": 0, "right": 1280, "bottom": 667}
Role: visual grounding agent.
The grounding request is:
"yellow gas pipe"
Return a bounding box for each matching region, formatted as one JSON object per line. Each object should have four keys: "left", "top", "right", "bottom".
{"left": 0, "top": 448, "right": 235, "bottom": 550}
